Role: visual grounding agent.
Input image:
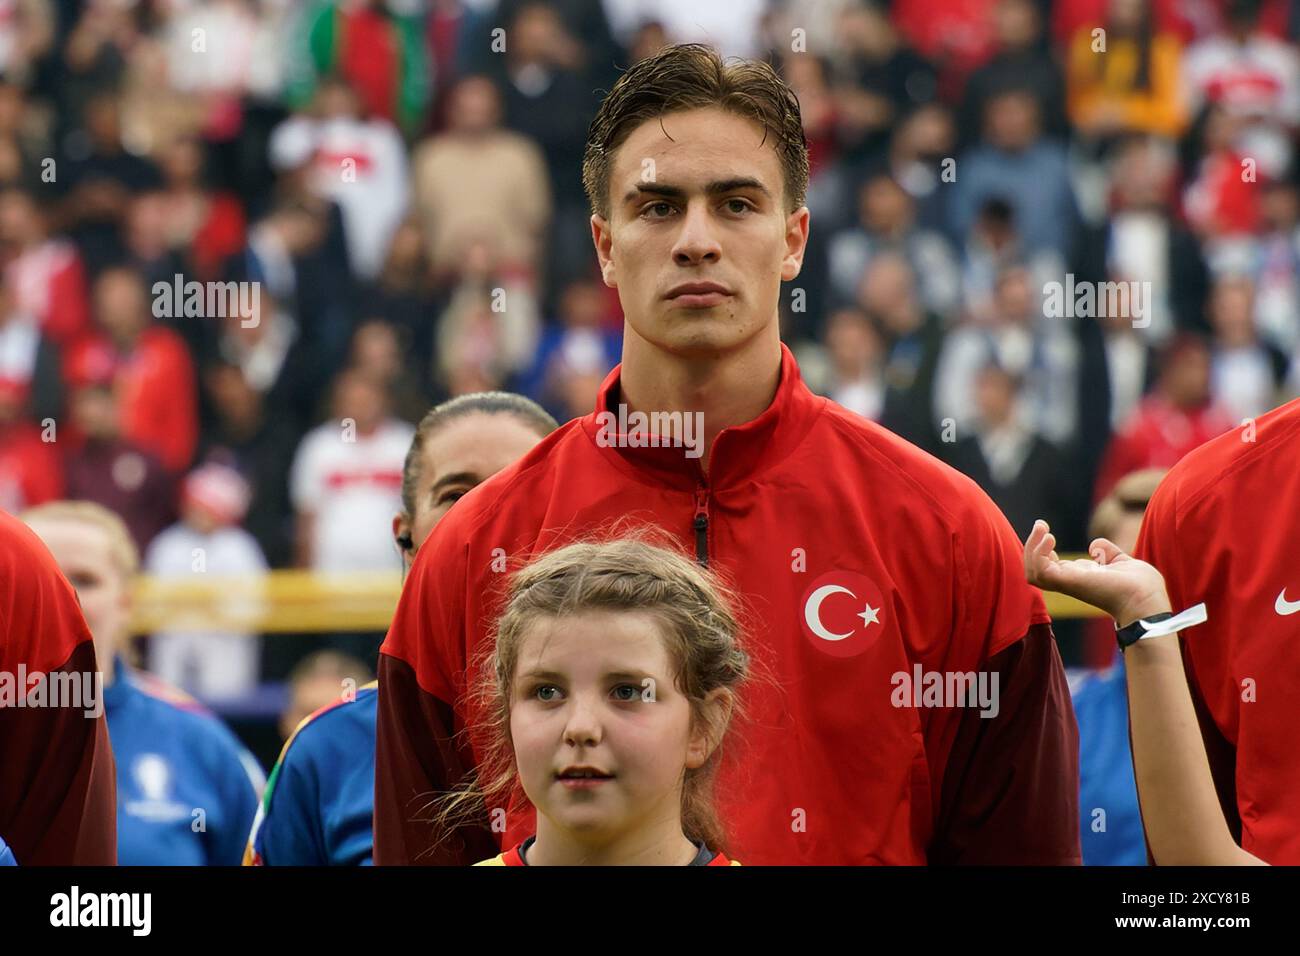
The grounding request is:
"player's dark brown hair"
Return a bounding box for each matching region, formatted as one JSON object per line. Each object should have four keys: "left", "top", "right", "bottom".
{"left": 398, "top": 392, "right": 558, "bottom": 520}
{"left": 429, "top": 534, "right": 750, "bottom": 858}
{"left": 582, "top": 43, "right": 809, "bottom": 219}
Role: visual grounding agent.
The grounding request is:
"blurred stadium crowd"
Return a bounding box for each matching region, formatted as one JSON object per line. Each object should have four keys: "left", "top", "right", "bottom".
{"left": 0, "top": 0, "right": 1297, "bottom": 698}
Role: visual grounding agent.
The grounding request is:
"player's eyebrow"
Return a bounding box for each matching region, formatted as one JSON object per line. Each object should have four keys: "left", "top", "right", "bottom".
{"left": 429, "top": 471, "right": 480, "bottom": 497}
{"left": 623, "top": 177, "right": 772, "bottom": 204}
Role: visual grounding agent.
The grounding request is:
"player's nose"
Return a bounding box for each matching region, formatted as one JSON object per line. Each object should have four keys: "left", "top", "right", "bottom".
{"left": 671, "top": 200, "right": 722, "bottom": 265}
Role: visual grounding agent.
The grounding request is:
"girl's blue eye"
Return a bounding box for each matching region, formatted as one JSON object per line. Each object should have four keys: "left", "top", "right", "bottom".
{"left": 535, "top": 685, "right": 562, "bottom": 702}
{"left": 612, "top": 684, "right": 640, "bottom": 702}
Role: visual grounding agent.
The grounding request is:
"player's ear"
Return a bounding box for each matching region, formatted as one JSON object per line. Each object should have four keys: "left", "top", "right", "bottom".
{"left": 591, "top": 213, "right": 616, "bottom": 288}
{"left": 780, "top": 205, "right": 810, "bottom": 282}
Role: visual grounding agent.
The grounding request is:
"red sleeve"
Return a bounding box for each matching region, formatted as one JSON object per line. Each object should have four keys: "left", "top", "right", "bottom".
{"left": 928, "top": 483, "right": 1079, "bottom": 864}
{"left": 373, "top": 520, "right": 496, "bottom": 865}
{"left": 0, "top": 511, "right": 117, "bottom": 865}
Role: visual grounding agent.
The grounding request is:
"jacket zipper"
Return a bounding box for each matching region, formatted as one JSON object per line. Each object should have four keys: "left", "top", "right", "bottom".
{"left": 693, "top": 483, "right": 710, "bottom": 567}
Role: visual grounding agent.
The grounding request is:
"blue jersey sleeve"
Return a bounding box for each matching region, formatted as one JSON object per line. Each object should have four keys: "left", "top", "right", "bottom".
{"left": 246, "top": 730, "right": 328, "bottom": 866}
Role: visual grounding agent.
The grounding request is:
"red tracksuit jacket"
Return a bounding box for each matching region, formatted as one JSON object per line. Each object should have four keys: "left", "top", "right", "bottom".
{"left": 1134, "top": 395, "right": 1300, "bottom": 863}
{"left": 376, "top": 343, "right": 1080, "bottom": 865}
{"left": 0, "top": 510, "right": 117, "bottom": 865}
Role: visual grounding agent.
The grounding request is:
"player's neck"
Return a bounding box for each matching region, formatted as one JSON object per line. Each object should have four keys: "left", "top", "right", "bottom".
{"left": 617, "top": 329, "right": 782, "bottom": 473}
{"left": 529, "top": 813, "right": 698, "bottom": 866}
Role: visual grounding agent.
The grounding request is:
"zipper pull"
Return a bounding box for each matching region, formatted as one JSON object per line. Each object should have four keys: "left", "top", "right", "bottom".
{"left": 693, "top": 485, "right": 709, "bottom": 567}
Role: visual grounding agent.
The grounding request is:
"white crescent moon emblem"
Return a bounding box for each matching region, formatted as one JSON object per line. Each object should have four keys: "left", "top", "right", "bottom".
{"left": 805, "top": 585, "right": 857, "bottom": 642}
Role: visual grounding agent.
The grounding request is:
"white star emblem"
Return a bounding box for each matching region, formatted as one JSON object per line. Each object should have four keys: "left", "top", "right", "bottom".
{"left": 857, "top": 604, "right": 881, "bottom": 628}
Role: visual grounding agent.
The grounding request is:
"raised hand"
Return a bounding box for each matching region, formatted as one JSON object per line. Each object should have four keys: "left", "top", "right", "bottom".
{"left": 1023, "top": 519, "right": 1171, "bottom": 628}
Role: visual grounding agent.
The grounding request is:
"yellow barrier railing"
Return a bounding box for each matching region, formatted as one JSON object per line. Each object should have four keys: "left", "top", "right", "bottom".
{"left": 129, "top": 560, "right": 1106, "bottom": 634}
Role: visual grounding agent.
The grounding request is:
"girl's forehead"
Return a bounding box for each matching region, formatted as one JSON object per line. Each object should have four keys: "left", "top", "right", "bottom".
{"left": 516, "top": 610, "right": 672, "bottom": 671}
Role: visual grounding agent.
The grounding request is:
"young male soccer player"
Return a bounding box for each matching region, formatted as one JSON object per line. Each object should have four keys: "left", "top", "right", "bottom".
{"left": 1133, "top": 396, "right": 1300, "bottom": 863}
{"left": 375, "top": 44, "right": 1079, "bottom": 865}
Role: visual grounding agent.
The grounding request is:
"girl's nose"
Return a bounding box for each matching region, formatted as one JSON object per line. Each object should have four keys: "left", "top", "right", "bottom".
{"left": 562, "top": 696, "right": 603, "bottom": 747}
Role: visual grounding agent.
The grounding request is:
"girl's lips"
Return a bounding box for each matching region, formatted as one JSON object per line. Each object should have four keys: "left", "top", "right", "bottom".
{"left": 558, "top": 776, "right": 613, "bottom": 790}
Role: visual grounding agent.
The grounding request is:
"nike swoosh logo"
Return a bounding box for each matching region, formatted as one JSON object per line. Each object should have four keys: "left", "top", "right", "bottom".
{"left": 1276, "top": 589, "right": 1300, "bottom": 616}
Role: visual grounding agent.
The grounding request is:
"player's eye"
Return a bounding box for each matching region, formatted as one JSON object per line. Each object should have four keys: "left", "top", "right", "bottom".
{"left": 611, "top": 684, "right": 640, "bottom": 702}
{"left": 640, "top": 201, "right": 675, "bottom": 220}
{"left": 438, "top": 489, "right": 467, "bottom": 506}
{"left": 723, "top": 198, "right": 753, "bottom": 215}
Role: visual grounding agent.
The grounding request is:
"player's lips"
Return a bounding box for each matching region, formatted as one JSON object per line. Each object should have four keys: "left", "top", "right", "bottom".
{"left": 665, "top": 281, "right": 732, "bottom": 308}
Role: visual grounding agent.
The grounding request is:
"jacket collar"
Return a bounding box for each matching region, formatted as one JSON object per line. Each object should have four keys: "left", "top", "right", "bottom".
{"left": 580, "top": 341, "right": 826, "bottom": 491}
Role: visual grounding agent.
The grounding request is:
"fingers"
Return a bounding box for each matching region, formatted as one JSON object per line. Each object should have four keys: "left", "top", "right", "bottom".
{"left": 1088, "top": 537, "right": 1125, "bottom": 565}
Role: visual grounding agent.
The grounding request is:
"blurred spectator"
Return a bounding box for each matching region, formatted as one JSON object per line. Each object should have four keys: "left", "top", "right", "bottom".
{"left": 885, "top": 103, "right": 958, "bottom": 239}
{"left": 279, "top": 649, "right": 374, "bottom": 741}
{"left": 212, "top": 285, "right": 323, "bottom": 432}
{"left": 521, "top": 276, "right": 620, "bottom": 421}
{"left": 63, "top": 380, "right": 176, "bottom": 551}
{"left": 67, "top": 265, "right": 198, "bottom": 472}
{"left": 435, "top": 236, "right": 540, "bottom": 394}
{"left": 960, "top": 197, "right": 1064, "bottom": 326}
{"left": 827, "top": 170, "right": 960, "bottom": 316}
{"left": 1074, "top": 135, "right": 1209, "bottom": 341}
{"left": 0, "top": 78, "right": 51, "bottom": 189}
{"left": 363, "top": 216, "right": 443, "bottom": 395}
{"left": 61, "top": 93, "right": 164, "bottom": 273}
{"left": 1182, "top": 0, "right": 1300, "bottom": 181}
{"left": 1253, "top": 177, "right": 1300, "bottom": 354}
{"left": 1182, "top": 103, "right": 1263, "bottom": 242}
{"left": 892, "top": 0, "right": 995, "bottom": 96}
{"left": 802, "top": 305, "right": 888, "bottom": 421}
{"left": 289, "top": 367, "right": 414, "bottom": 571}
{"left": 145, "top": 463, "right": 267, "bottom": 700}
{"left": 0, "top": 276, "right": 61, "bottom": 422}
{"left": 493, "top": 2, "right": 598, "bottom": 294}
{"left": 198, "top": 360, "right": 298, "bottom": 568}
{"left": 0, "top": 185, "right": 91, "bottom": 349}
{"left": 284, "top": 0, "right": 431, "bottom": 136}
{"left": 1066, "top": 0, "right": 1186, "bottom": 142}
{"left": 0, "top": 0, "right": 52, "bottom": 86}
{"left": 934, "top": 263, "right": 1081, "bottom": 448}
{"left": 962, "top": 0, "right": 1068, "bottom": 146}
{"left": 348, "top": 317, "right": 428, "bottom": 424}
{"left": 952, "top": 88, "right": 1077, "bottom": 258}
{"left": 856, "top": 251, "right": 946, "bottom": 452}
{"left": 411, "top": 74, "right": 550, "bottom": 283}
{"left": 831, "top": 0, "right": 938, "bottom": 169}
{"left": 1093, "top": 332, "right": 1236, "bottom": 499}
{"left": 945, "top": 360, "right": 1071, "bottom": 541}
{"left": 157, "top": 136, "right": 247, "bottom": 281}
{"left": 162, "top": 0, "right": 284, "bottom": 135}
{"left": 1095, "top": 282, "right": 1158, "bottom": 430}
{"left": 0, "top": 376, "right": 60, "bottom": 510}
{"left": 269, "top": 77, "right": 409, "bottom": 281}
{"left": 1207, "top": 273, "right": 1288, "bottom": 421}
